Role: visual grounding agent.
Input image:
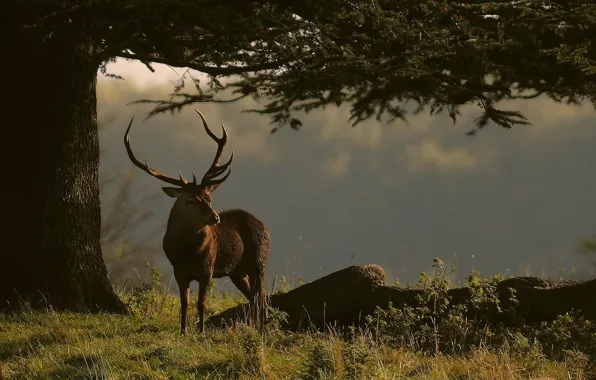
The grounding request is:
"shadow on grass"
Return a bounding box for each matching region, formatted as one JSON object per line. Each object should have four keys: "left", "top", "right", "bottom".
{"left": 191, "top": 360, "right": 242, "bottom": 379}
{"left": 0, "top": 339, "right": 33, "bottom": 361}
{"left": 0, "top": 330, "right": 68, "bottom": 360}
{"left": 47, "top": 354, "right": 105, "bottom": 379}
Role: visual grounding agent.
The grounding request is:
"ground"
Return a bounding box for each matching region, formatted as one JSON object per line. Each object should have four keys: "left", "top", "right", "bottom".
{"left": 0, "top": 269, "right": 594, "bottom": 379}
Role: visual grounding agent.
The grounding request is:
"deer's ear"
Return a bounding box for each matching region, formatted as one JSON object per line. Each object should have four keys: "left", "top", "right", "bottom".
{"left": 162, "top": 187, "right": 182, "bottom": 198}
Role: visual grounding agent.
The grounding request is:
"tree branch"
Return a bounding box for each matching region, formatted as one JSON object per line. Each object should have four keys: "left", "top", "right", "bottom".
{"left": 114, "top": 51, "right": 292, "bottom": 76}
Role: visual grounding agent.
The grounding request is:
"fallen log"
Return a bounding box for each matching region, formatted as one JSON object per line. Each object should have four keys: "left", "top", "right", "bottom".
{"left": 208, "top": 264, "right": 596, "bottom": 331}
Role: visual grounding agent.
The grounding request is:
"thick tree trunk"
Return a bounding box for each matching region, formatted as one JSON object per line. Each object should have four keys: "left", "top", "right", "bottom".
{"left": 0, "top": 25, "right": 126, "bottom": 313}
{"left": 208, "top": 265, "right": 596, "bottom": 331}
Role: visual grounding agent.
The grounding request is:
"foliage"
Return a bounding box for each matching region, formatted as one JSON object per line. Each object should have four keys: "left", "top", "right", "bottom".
{"left": 11, "top": 0, "right": 596, "bottom": 135}
{"left": 364, "top": 260, "right": 596, "bottom": 377}
{"left": 271, "top": 273, "right": 305, "bottom": 295}
{"left": 367, "top": 258, "right": 512, "bottom": 355}
{"left": 136, "top": 0, "right": 596, "bottom": 135}
{"left": 525, "top": 312, "right": 596, "bottom": 362}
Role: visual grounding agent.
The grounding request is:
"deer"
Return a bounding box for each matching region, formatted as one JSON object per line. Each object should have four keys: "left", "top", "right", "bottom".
{"left": 123, "top": 109, "right": 270, "bottom": 334}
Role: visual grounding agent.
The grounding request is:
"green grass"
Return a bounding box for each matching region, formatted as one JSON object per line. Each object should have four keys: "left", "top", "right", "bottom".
{"left": 0, "top": 265, "right": 594, "bottom": 379}
{"left": 1, "top": 310, "right": 587, "bottom": 379}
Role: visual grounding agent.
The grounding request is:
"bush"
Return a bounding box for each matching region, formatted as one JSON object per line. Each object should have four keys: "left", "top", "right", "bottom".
{"left": 366, "top": 256, "right": 596, "bottom": 375}
{"left": 367, "top": 258, "right": 512, "bottom": 356}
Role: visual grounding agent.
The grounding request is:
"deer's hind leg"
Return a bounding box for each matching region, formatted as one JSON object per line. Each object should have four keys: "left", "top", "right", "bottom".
{"left": 230, "top": 274, "right": 251, "bottom": 300}
{"left": 230, "top": 274, "right": 252, "bottom": 325}
{"left": 247, "top": 265, "right": 267, "bottom": 329}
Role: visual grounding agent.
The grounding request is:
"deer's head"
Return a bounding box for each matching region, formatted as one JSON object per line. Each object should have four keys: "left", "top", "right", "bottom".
{"left": 124, "top": 109, "right": 234, "bottom": 228}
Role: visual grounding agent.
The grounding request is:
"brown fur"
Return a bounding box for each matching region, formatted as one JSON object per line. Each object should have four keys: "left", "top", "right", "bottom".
{"left": 123, "top": 110, "right": 270, "bottom": 334}
{"left": 162, "top": 188, "right": 270, "bottom": 334}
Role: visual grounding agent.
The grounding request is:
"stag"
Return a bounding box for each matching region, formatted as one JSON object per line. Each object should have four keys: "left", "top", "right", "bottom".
{"left": 123, "top": 109, "right": 270, "bottom": 334}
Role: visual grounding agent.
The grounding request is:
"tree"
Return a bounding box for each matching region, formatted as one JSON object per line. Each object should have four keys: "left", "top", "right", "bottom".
{"left": 2, "top": 0, "right": 595, "bottom": 313}
{"left": 145, "top": 1, "right": 596, "bottom": 135}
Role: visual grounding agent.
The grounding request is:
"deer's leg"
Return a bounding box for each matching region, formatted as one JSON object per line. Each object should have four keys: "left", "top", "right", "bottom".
{"left": 197, "top": 276, "right": 212, "bottom": 333}
{"left": 175, "top": 274, "right": 191, "bottom": 335}
{"left": 256, "top": 272, "right": 268, "bottom": 328}
{"left": 230, "top": 274, "right": 252, "bottom": 325}
{"left": 248, "top": 268, "right": 267, "bottom": 329}
{"left": 230, "top": 274, "right": 251, "bottom": 300}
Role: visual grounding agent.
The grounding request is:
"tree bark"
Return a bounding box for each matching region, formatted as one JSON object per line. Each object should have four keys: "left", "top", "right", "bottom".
{"left": 0, "top": 24, "right": 126, "bottom": 313}
{"left": 208, "top": 265, "right": 596, "bottom": 331}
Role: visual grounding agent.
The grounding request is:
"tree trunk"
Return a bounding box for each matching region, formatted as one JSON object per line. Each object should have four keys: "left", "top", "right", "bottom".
{"left": 0, "top": 25, "right": 126, "bottom": 313}
{"left": 208, "top": 265, "right": 596, "bottom": 331}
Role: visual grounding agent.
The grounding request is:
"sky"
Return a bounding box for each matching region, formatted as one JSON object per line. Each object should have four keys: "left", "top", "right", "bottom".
{"left": 98, "top": 59, "right": 596, "bottom": 290}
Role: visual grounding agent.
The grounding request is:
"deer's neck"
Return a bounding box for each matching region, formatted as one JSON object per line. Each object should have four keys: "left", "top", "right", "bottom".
{"left": 163, "top": 211, "right": 210, "bottom": 255}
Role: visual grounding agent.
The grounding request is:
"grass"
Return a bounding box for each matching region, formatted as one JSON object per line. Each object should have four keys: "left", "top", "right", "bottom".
{"left": 0, "top": 264, "right": 595, "bottom": 379}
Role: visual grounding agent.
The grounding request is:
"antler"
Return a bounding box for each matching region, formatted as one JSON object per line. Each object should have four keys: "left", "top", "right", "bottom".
{"left": 124, "top": 117, "right": 191, "bottom": 187}
{"left": 124, "top": 111, "right": 234, "bottom": 190}
{"left": 194, "top": 108, "right": 234, "bottom": 190}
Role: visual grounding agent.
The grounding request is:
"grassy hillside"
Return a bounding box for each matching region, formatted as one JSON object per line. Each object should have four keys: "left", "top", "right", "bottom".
{"left": 1, "top": 265, "right": 595, "bottom": 379}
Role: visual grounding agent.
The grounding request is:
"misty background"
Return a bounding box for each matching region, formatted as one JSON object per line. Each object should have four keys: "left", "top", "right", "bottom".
{"left": 98, "top": 60, "right": 596, "bottom": 291}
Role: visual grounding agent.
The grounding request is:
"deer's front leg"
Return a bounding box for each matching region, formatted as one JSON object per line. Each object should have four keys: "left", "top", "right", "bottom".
{"left": 176, "top": 274, "right": 191, "bottom": 335}
{"left": 197, "top": 276, "right": 212, "bottom": 333}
